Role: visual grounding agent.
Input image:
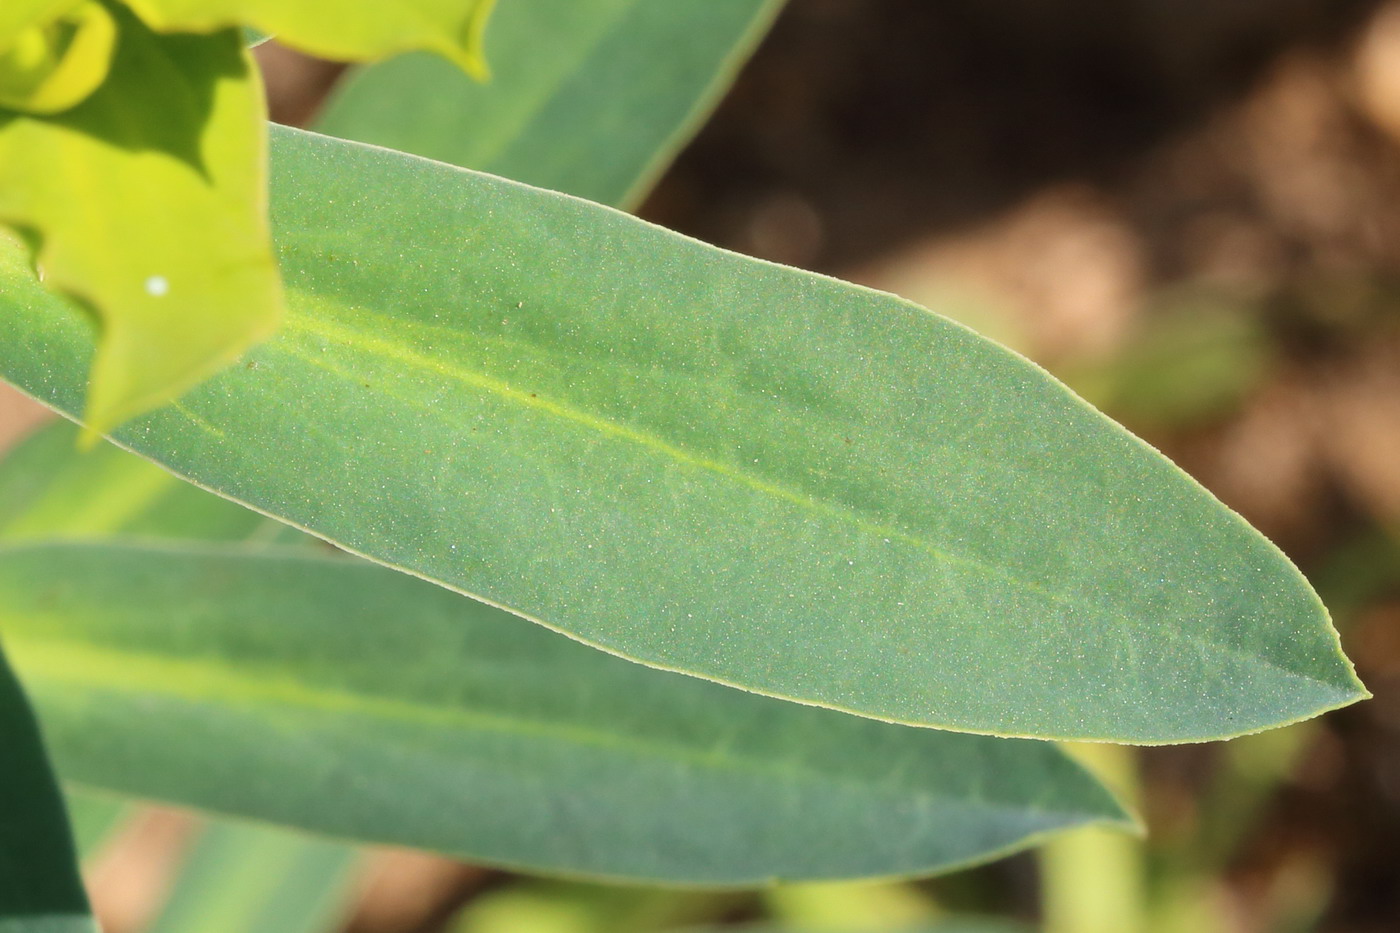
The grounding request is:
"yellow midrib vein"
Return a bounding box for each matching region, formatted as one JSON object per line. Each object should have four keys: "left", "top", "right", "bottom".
{"left": 277, "top": 311, "right": 1077, "bottom": 608}
{"left": 265, "top": 310, "right": 1333, "bottom": 692}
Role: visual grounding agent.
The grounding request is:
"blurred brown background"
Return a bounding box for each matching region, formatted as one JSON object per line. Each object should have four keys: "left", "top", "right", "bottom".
{"left": 6, "top": 1, "right": 1400, "bottom": 930}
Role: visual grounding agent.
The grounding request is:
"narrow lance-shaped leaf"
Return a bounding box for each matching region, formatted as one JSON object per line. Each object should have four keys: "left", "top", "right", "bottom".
{"left": 0, "top": 426, "right": 1121, "bottom": 886}
{"left": 146, "top": 822, "right": 357, "bottom": 933}
{"left": 0, "top": 640, "right": 93, "bottom": 932}
{"left": 0, "top": 126, "right": 1366, "bottom": 743}
{"left": 0, "top": 541, "right": 1132, "bottom": 884}
{"left": 0, "top": 426, "right": 1132, "bottom": 882}
{"left": 317, "top": 0, "right": 784, "bottom": 209}
{"left": 0, "top": 422, "right": 350, "bottom": 922}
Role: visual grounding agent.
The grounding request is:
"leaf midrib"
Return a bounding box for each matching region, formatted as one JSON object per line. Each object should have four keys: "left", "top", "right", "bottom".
{"left": 264, "top": 308, "right": 1347, "bottom": 695}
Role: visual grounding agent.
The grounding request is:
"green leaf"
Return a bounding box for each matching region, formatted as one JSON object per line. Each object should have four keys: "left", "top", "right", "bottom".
{"left": 0, "top": 641, "right": 92, "bottom": 931}
{"left": 0, "top": 5, "right": 280, "bottom": 437}
{"left": 450, "top": 880, "right": 738, "bottom": 933}
{"left": 0, "top": 541, "right": 1130, "bottom": 885}
{"left": 62, "top": 788, "right": 126, "bottom": 859}
{"left": 148, "top": 821, "right": 357, "bottom": 933}
{"left": 0, "top": 126, "right": 1366, "bottom": 743}
{"left": 317, "top": 0, "right": 783, "bottom": 209}
{"left": 124, "top": 0, "right": 496, "bottom": 77}
{"left": 680, "top": 924, "right": 1029, "bottom": 933}
{"left": 0, "top": 0, "right": 777, "bottom": 537}
{"left": 0, "top": 420, "right": 306, "bottom": 544}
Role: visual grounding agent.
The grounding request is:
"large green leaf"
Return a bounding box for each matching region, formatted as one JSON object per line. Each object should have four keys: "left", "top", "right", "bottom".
{"left": 317, "top": 0, "right": 783, "bottom": 209}
{"left": 147, "top": 821, "right": 357, "bottom": 933}
{"left": 0, "top": 426, "right": 1118, "bottom": 886}
{"left": 0, "top": 126, "right": 1365, "bottom": 743}
{"left": 0, "top": 541, "right": 1129, "bottom": 884}
{"left": 0, "top": 642, "right": 92, "bottom": 932}
{"left": 0, "top": 5, "right": 279, "bottom": 437}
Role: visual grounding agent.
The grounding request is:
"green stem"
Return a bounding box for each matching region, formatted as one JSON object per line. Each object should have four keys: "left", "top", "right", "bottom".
{"left": 1039, "top": 743, "right": 1146, "bottom": 933}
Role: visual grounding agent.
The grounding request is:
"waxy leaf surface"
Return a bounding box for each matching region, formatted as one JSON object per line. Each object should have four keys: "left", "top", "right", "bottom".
{"left": 3, "top": 0, "right": 773, "bottom": 499}
{"left": 0, "top": 126, "right": 1365, "bottom": 743}
{"left": 318, "top": 0, "right": 783, "bottom": 208}
{"left": 0, "top": 542, "right": 1130, "bottom": 884}
{"left": 0, "top": 424, "right": 1121, "bottom": 884}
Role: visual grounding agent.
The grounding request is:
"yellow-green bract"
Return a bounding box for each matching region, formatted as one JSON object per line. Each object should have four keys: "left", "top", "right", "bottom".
{"left": 0, "top": 0, "right": 496, "bottom": 436}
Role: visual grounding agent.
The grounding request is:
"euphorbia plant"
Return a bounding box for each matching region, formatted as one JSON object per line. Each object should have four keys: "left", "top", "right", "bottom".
{"left": 0, "top": 2, "right": 1367, "bottom": 930}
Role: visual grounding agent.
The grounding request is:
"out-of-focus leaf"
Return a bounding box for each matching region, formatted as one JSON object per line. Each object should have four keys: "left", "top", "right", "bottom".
{"left": 764, "top": 881, "right": 938, "bottom": 932}
{"left": 0, "top": 642, "right": 92, "bottom": 932}
{"left": 0, "top": 126, "right": 1366, "bottom": 743}
{"left": 0, "top": 5, "right": 279, "bottom": 437}
{"left": 0, "top": 420, "right": 305, "bottom": 544}
{"left": 147, "top": 821, "right": 357, "bottom": 933}
{"left": 317, "top": 0, "right": 783, "bottom": 209}
{"left": 0, "top": 541, "right": 1132, "bottom": 885}
{"left": 1065, "top": 294, "right": 1272, "bottom": 430}
{"left": 450, "top": 881, "right": 739, "bottom": 933}
{"left": 678, "top": 923, "right": 1030, "bottom": 933}
{"left": 124, "top": 0, "right": 495, "bottom": 77}
{"left": 0, "top": 422, "right": 339, "bottom": 925}
{"left": 62, "top": 788, "right": 125, "bottom": 859}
